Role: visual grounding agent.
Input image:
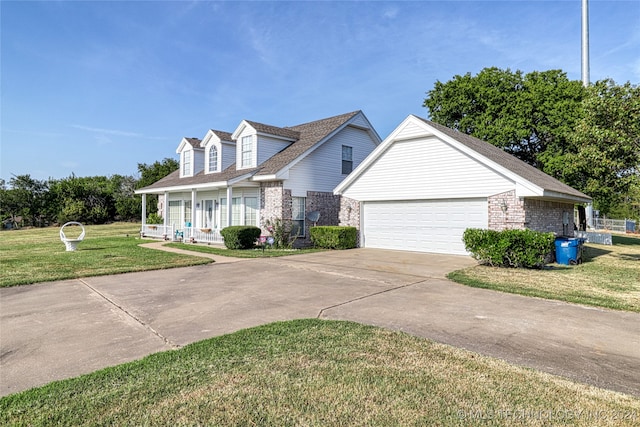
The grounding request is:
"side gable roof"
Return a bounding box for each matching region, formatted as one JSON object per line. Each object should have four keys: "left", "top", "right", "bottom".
{"left": 254, "top": 110, "right": 378, "bottom": 177}
{"left": 136, "top": 111, "right": 379, "bottom": 194}
{"left": 335, "top": 114, "right": 590, "bottom": 203}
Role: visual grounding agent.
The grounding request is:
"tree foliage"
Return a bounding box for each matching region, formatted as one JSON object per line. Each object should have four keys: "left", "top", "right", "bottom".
{"left": 424, "top": 67, "right": 585, "bottom": 169}
{"left": 0, "top": 158, "right": 179, "bottom": 227}
{"left": 424, "top": 68, "right": 640, "bottom": 215}
{"left": 136, "top": 158, "right": 179, "bottom": 215}
{"left": 550, "top": 79, "right": 640, "bottom": 214}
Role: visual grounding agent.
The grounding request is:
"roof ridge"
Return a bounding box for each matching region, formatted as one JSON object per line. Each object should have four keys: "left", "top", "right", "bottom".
{"left": 287, "top": 110, "right": 361, "bottom": 130}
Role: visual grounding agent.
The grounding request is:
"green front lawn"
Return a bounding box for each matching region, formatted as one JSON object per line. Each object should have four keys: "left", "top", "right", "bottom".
{"left": 0, "top": 223, "right": 212, "bottom": 287}
{"left": 2, "top": 319, "right": 638, "bottom": 426}
{"left": 449, "top": 234, "right": 640, "bottom": 312}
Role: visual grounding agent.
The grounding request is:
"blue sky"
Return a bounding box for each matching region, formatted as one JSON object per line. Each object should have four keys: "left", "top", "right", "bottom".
{"left": 2, "top": 0, "right": 639, "bottom": 182}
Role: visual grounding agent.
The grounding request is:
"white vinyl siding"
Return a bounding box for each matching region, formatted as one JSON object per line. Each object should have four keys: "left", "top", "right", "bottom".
{"left": 362, "top": 199, "right": 487, "bottom": 255}
{"left": 287, "top": 126, "right": 377, "bottom": 197}
{"left": 341, "top": 136, "right": 514, "bottom": 202}
{"left": 257, "top": 135, "right": 293, "bottom": 165}
{"left": 193, "top": 148, "right": 204, "bottom": 175}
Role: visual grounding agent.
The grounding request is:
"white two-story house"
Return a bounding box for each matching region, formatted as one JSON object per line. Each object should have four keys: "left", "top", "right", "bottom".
{"left": 135, "top": 111, "right": 381, "bottom": 244}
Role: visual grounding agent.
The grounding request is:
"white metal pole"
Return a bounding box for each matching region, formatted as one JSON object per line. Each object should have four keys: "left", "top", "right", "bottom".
{"left": 582, "top": 0, "right": 590, "bottom": 87}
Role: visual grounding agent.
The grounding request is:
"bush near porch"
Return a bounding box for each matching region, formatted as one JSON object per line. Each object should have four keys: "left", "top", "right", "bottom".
{"left": 310, "top": 226, "right": 357, "bottom": 249}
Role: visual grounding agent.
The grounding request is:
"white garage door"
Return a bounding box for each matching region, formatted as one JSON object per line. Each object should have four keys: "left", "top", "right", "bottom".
{"left": 362, "top": 199, "right": 488, "bottom": 255}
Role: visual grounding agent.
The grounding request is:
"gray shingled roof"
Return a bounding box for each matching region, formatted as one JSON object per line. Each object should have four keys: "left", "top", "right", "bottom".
{"left": 244, "top": 120, "right": 300, "bottom": 140}
{"left": 138, "top": 111, "right": 362, "bottom": 192}
{"left": 206, "top": 130, "right": 233, "bottom": 143}
{"left": 184, "top": 137, "right": 201, "bottom": 148}
{"left": 415, "top": 116, "right": 590, "bottom": 200}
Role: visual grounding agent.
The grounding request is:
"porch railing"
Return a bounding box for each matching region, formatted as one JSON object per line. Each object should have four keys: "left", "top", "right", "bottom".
{"left": 140, "top": 224, "right": 174, "bottom": 240}
{"left": 140, "top": 224, "right": 225, "bottom": 244}
{"left": 182, "top": 227, "right": 224, "bottom": 244}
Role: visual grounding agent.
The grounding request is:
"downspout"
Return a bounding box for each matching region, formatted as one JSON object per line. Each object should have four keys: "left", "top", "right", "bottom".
{"left": 163, "top": 191, "right": 169, "bottom": 236}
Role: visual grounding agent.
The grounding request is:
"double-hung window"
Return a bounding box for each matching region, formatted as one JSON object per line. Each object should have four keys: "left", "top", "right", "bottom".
{"left": 342, "top": 145, "right": 353, "bottom": 174}
{"left": 241, "top": 136, "right": 253, "bottom": 168}
{"left": 245, "top": 197, "right": 258, "bottom": 226}
{"left": 292, "top": 197, "right": 306, "bottom": 237}
{"left": 208, "top": 146, "right": 218, "bottom": 172}
{"left": 183, "top": 150, "right": 192, "bottom": 176}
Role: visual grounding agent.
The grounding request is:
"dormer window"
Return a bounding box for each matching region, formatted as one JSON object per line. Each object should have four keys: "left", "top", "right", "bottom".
{"left": 241, "top": 135, "right": 253, "bottom": 168}
{"left": 183, "top": 150, "right": 192, "bottom": 176}
{"left": 208, "top": 146, "right": 218, "bottom": 173}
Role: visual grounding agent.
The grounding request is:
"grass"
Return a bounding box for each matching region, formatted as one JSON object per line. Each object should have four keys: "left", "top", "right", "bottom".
{"left": 166, "top": 242, "right": 326, "bottom": 258}
{"left": 449, "top": 234, "right": 640, "bottom": 312}
{"left": 1, "top": 319, "right": 638, "bottom": 426}
{"left": 0, "top": 223, "right": 212, "bottom": 287}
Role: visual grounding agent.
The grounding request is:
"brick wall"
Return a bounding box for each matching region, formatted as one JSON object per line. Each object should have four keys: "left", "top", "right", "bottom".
{"left": 260, "top": 182, "right": 284, "bottom": 233}
{"left": 488, "top": 190, "right": 575, "bottom": 235}
{"left": 339, "top": 196, "right": 361, "bottom": 229}
{"left": 488, "top": 190, "right": 526, "bottom": 231}
{"left": 525, "top": 199, "right": 575, "bottom": 236}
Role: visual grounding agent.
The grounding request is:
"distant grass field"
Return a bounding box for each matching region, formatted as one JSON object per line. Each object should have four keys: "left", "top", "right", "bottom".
{"left": 449, "top": 234, "right": 640, "bottom": 312}
{"left": 0, "top": 223, "right": 211, "bottom": 287}
{"left": 1, "top": 319, "right": 638, "bottom": 426}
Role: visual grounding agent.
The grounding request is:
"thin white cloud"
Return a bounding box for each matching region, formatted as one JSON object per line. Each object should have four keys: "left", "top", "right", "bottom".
{"left": 71, "top": 125, "right": 168, "bottom": 140}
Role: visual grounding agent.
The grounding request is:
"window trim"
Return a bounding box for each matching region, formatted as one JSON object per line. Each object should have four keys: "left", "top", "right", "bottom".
{"left": 182, "top": 150, "right": 192, "bottom": 176}
{"left": 208, "top": 145, "right": 218, "bottom": 173}
{"left": 342, "top": 145, "right": 353, "bottom": 174}
{"left": 241, "top": 135, "right": 253, "bottom": 168}
{"left": 292, "top": 196, "right": 306, "bottom": 237}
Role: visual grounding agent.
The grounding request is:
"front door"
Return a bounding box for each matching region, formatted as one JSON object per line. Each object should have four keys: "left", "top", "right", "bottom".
{"left": 203, "top": 200, "right": 216, "bottom": 229}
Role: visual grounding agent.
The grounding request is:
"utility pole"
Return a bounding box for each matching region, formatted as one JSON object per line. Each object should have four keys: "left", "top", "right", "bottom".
{"left": 582, "top": 0, "right": 590, "bottom": 87}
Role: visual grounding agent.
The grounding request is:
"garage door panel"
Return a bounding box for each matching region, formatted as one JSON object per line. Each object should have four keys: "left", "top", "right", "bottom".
{"left": 362, "top": 199, "right": 487, "bottom": 255}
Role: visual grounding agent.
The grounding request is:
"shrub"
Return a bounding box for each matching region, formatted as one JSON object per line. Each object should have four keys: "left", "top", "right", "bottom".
{"left": 310, "top": 226, "right": 357, "bottom": 249}
{"left": 462, "top": 228, "right": 555, "bottom": 269}
{"left": 146, "top": 213, "right": 163, "bottom": 224}
{"left": 220, "top": 226, "right": 261, "bottom": 250}
{"left": 264, "top": 218, "right": 298, "bottom": 249}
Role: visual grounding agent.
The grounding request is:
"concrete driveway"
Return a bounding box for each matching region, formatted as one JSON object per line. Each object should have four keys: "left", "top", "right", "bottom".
{"left": 1, "top": 248, "right": 639, "bottom": 398}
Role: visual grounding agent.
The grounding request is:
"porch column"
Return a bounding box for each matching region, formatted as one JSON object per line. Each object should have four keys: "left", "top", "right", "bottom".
{"left": 191, "top": 189, "right": 197, "bottom": 227}
{"left": 226, "top": 186, "right": 233, "bottom": 227}
{"left": 163, "top": 191, "right": 169, "bottom": 227}
{"left": 141, "top": 194, "right": 147, "bottom": 225}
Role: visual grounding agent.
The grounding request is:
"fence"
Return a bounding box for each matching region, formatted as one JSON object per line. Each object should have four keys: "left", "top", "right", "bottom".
{"left": 593, "top": 218, "right": 636, "bottom": 233}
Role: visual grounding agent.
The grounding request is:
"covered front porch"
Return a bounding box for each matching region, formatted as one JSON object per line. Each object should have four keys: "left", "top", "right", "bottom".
{"left": 138, "top": 182, "right": 261, "bottom": 244}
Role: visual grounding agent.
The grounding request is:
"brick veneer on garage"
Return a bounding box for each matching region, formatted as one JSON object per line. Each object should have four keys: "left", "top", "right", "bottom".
{"left": 488, "top": 190, "right": 575, "bottom": 235}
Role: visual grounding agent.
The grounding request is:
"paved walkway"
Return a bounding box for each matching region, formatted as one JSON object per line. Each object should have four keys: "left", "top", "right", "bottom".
{"left": 1, "top": 246, "right": 638, "bottom": 398}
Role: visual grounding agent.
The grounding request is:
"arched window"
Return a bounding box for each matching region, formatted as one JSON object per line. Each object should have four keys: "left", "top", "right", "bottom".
{"left": 209, "top": 146, "right": 218, "bottom": 172}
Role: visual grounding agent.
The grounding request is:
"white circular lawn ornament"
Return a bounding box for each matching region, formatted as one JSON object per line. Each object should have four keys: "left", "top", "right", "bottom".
{"left": 60, "top": 221, "right": 86, "bottom": 251}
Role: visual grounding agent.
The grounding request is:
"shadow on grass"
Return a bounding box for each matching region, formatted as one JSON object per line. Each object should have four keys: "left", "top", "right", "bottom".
{"left": 613, "top": 235, "right": 640, "bottom": 246}
{"left": 582, "top": 245, "right": 611, "bottom": 262}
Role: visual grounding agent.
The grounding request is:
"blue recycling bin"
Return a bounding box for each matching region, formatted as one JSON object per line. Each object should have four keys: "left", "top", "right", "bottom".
{"left": 555, "top": 237, "right": 583, "bottom": 265}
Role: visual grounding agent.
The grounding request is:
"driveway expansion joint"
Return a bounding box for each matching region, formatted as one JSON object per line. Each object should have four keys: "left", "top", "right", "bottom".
{"left": 317, "top": 279, "right": 429, "bottom": 319}
{"left": 78, "top": 279, "right": 181, "bottom": 350}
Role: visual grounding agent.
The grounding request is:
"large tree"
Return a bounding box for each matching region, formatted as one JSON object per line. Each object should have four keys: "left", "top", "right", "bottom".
{"left": 136, "top": 157, "right": 179, "bottom": 216}
{"left": 553, "top": 79, "right": 640, "bottom": 214}
{"left": 423, "top": 67, "right": 585, "bottom": 169}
